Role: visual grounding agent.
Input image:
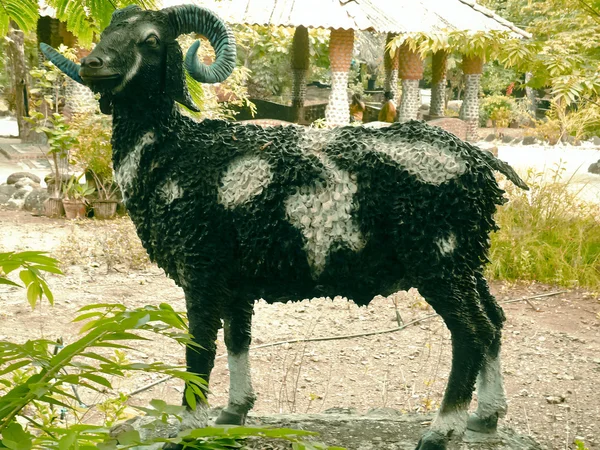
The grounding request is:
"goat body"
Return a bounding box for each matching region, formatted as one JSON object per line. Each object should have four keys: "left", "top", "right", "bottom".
{"left": 42, "top": 5, "right": 528, "bottom": 449}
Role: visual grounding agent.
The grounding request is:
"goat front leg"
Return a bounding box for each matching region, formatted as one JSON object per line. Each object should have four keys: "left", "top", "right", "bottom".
{"left": 215, "top": 299, "right": 256, "bottom": 425}
{"left": 180, "top": 292, "right": 221, "bottom": 426}
{"left": 416, "top": 275, "right": 495, "bottom": 450}
{"left": 162, "top": 291, "right": 221, "bottom": 450}
{"left": 467, "top": 274, "right": 507, "bottom": 433}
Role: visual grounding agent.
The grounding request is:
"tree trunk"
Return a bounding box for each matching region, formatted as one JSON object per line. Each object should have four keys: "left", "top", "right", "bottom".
{"left": 6, "top": 25, "right": 32, "bottom": 141}
{"left": 291, "top": 26, "right": 310, "bottom": 124}
{"left": 525, "top": 72, "right": 537, "bottom": 119}
{"left": 325, "top": 28, "right": 354, "bottom": 127}
{"left": 383, "top": 33, "right": 400, "bottom": 104}
{"left": 429, "top": 51, "right": 448, "bottom": 118}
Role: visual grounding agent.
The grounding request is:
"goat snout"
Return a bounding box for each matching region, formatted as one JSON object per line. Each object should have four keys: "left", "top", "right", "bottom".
{"left": 81, "top": 56, "right": 105, "bottom": 69}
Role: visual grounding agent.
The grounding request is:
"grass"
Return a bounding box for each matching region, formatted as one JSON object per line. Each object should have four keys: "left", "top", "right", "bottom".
{"left": 487, "top": 164, "right": 600, "bottom": 289}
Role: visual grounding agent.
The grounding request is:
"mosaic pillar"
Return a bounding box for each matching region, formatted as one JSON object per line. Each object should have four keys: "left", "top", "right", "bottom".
{"left": 429, "top": 50, "right": 448, "bottom": 118}
{"left": 459, "top": 54, "right": 484, "bottom": 142}
{"left": 384, "top": 33, "right": 400, "bottom": 104}
{"left": 398, "top": 43, "right": 423, "bottom": 122}
{"left": 291, "top": 26, "right": 309, "bottom": 123}
{"left": 325, "top": 28, "right": 354, "bottom": 127}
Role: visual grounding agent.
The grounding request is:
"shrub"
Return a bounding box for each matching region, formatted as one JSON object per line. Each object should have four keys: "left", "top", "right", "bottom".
{"left": 480, "top": 95, "right": 517, "bottom": 127}
{"left": 487, "top": 164, "right": 600, "bottom": 288}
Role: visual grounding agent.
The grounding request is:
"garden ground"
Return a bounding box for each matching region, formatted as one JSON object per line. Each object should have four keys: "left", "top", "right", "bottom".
{"left": 0, "top": 209, "right": 598, "bottom": 449}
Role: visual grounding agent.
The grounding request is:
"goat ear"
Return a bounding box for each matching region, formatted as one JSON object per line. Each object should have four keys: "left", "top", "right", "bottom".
{"left": 165, "top": 42, "right": 200, "bottom": 112}
{"left": 99, "top": 95, "right": 113, "bottom": 115}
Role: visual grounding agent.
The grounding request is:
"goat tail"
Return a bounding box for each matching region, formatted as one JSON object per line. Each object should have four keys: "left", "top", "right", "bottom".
{"left": 478, "top": 148, "right": 529, "bottom": 191}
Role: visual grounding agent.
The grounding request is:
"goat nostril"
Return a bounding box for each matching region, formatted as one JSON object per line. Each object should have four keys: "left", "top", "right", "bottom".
{"left": 83, "top": 56, "right": 104, "bottom": 69}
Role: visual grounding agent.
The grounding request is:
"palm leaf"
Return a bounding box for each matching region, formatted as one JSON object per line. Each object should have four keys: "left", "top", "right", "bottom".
{"left": 0, "top": 0, "right": 38, "bottom": 36}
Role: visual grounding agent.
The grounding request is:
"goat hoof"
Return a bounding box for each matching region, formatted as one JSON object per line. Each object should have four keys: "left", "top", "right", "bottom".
{"left": 467, "top": 412, "right": 498, "bottom": 433}
{"left": 215, "top": 409, "right": 246, "bottom": 425}
{"left": 415, "top": 430, "right": 447, "bottom": 450}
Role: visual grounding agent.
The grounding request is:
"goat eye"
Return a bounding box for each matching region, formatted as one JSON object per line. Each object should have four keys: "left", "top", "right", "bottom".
{"left": 145, "top": 36, "right": 159, "bottom": 46}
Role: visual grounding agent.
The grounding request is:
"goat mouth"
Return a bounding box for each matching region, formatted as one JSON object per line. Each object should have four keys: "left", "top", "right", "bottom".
{"left": 80, "top": 73, "right": 121, "bottom": 82}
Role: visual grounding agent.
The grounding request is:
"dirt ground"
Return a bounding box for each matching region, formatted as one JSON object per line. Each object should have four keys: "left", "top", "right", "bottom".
{"left": 1, "top": 209, "right": 599, "bottom": 450}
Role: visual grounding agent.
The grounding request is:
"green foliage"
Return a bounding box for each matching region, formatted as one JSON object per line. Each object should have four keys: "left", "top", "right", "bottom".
{"left": 62, "top": 174, "right": 95, "bottom": 202}
{"left": 235, "top": 25, "right": 330, "bottom": 100}
{"left": 70, "top": 114, "right": 117, "bottom": 200}
{"left": 0, "top": 252, "right": 62, "bottom": 308}
{"left": 0, "top": 0, "right": 38, "bottom": 36}
{"left": 488, "top": 164, "right": 600, "bottom": 288}
{"left": 27, "top": 112, "right": 78, "bottom": 197}
{"left": 481, "top": 62, "right": 518, "bottom": 95}
{"left": 1, "top": 256, "right": 344, "bottom": 449}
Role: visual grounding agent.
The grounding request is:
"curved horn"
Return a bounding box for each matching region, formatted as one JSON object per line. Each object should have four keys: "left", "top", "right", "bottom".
{"left": 164, "top": 4, "right": 236, "bottom": 84}
{"left": 39, "top": 43, "right": 84, "bottom": 84}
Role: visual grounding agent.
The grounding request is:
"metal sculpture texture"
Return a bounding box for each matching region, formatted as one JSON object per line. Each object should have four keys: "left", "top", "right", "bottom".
{"left": 42, "top": 5, "right": 528, "bottom": 449}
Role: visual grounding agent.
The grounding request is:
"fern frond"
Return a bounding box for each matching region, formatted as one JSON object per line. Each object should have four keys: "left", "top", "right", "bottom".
{"left": 0, "top": 0, "right": 38, "bottom": 35}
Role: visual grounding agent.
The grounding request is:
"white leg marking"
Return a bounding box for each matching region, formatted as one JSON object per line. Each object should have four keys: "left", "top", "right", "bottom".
{"left": 228, "top": 351, "right": 254, "bottom": 410}
{"left": 475, "top": 355, "right": 507, "bottom": 419}
{"left": 436, "top": 233, "right": 457, "bottom": 256}
{"left": 431, "top": 407, "right": 469, "bottom": 436}
{"left": 218, "top": 155, "right": 274, "bottom": 208}
{"left": 180, "top": 405, "right": 209, "bottom": 430}
{"left": 115, "top": 131, "right": 155, "bottom": 203}
{"left": 161, "top": 178, "right": 183, "bottom": 204}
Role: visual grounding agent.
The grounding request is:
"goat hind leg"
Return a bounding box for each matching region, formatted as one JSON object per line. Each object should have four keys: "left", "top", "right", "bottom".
{"left": 467, "top": 274, "right": 507, "bottom": 434}
{"left": 216, "top": 300, "right": 256, "bottom": 425}
{"left": 415, "top": 276, "right": 494, "bottom": 450}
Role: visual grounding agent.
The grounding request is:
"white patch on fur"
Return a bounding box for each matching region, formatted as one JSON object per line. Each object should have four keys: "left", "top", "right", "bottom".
{"left": 125, "top": 15, "right": 140, "bottom": 23}
{"left": 475, "top": 355, "right": 508, "bottom": 419}
{"left": 114, "top": 52, "right": 142, "bottom": 93}
{"left": 431, "top": 408, "right": 469, "bottom": 436}
{"left": 180, "top": 405, "right": 209, "bottom": 430}
{"left": 218, "top": 155, "right": 273, "bottom": 208}
{"left": 161, "top": 179, "right": 183, "bottom": 204}
{"left": 228, "top": 351, "right": 254, "bottom": 409}
{"left": 115, "top": 131, "right": 155, "bottom": 203}
{"left": 371, "top": 139, "right": 466, "bottom": 185}
{"left": 285, "top": 131, "right": 365, "bottom": 277}
{"left": 436, "top": 233, "right": 457, "bottom": 256}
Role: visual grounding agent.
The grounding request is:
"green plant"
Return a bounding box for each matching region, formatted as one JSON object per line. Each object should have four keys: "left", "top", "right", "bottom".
{"left": 71, "top": 114, "right": 119, "bottom": 200}
{"left": 0, "top": 251, "right": 62, "bottom": 307}
{"left": 1, "top": 255, "right": 344, "bottom": 450}
{"left": 480, "top": 94, "right": 517, "bottom": 127}
{"left": 487, "top": 163, "right": 600, "bottom": 288}
{"left": 26, "top": 112, "right": 78, "bottom": 198}
{"left": 62, "top": 174, "right": 95, "bottom": 202}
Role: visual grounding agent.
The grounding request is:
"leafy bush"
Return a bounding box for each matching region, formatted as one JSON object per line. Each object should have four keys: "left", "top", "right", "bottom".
{"left": 480, "top": 95, "right": 517, "bottom": 127}
{"left": 1, "top": 254, "right": 344, "bottom": 449}
{"left": 481, "top": 62, "right": 518, "bottom": 96}
{"left": 488, "top": 164, "right": 600, "bottom": 288}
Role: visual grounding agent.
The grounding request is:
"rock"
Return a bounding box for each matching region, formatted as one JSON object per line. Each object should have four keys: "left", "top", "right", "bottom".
{"left": 0, "top": 184, "right": 17, "bottom": 204}
{"left": 45, "top": 173, "right": 71, "bottom": 194}
{"left": 12, "top": 186, "right": 33, "bottom": 200}
{"left": 6, "top": 172, "right": 41, "bottom": 185}
{"left": 484, "top": 133, "right": 497, "bottom": 142}
{"left": 591, "top": 136, "right": 600, "bottom": 146}
{"left": 522, "top": 136, "right": 537, "bottom": 145}
{"left": 545, "top": 395, "right": 566, "bottom": 404}
{"left": 23, "top": 188, "right": 50, "bottom": 214}
{"left": 501, "top": 135, "right": 515, "bottom": 144}
{"left": 14, "top": 178, "right": 40, "bottom": 189}
{"left": 588, "top": 161, "right": 600, "bottom": 175}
